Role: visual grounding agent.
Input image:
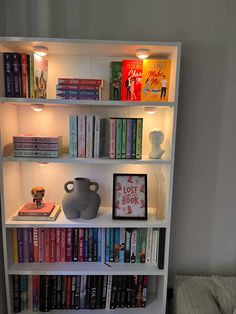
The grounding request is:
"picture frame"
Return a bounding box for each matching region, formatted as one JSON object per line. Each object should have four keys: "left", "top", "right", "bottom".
{"left": 112, "top": 173, "right": 147, "bottom": 220}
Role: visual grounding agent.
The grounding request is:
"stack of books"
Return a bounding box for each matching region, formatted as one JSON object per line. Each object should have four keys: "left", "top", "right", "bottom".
{"left": 3, "top": 52, "right": 48, "bottom": 98}
{"left": 12, "top": 274, "right": 149, "bottom": 312}
{"left": 13, "top": 135, "right": 63, "bottom": 158}
{"left": 56, "top": 78, "right": 103, "bottom": 100}
{"left": 109, "top": 118, "right": 143, "bottom": 159}
{"left": 69, "top": 115, "right": 108, "bottom": 158}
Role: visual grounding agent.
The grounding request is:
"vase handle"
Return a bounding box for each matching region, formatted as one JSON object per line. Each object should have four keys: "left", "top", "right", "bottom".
{"left": 89, "top": 182, "right": 99, "bottom": 193}
{"left": 64, "top": 181, "right": 74, "bottom": 193}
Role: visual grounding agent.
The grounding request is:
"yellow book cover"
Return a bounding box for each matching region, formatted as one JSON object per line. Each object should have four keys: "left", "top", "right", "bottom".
{"left": 12, "top": 228, "right": 18, "bottom": 263}
{"left": 141, "top": 59, "right": 171, "bottom": 102}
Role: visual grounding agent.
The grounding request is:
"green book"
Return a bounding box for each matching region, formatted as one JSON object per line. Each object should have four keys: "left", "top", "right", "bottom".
{"left": 121, "top": 118, "right": 127, "bottom": 159}
{"left": 109, "top": 61, "right": 122, "bottom": 100}
{"left": 116, "top": 118, "right": 122, "bottom": 158}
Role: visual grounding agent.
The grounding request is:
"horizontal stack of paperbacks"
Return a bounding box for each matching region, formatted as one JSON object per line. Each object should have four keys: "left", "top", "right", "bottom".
{"left": 12, "top": 228, "right": 165, "bottom": 268}
{"left": 56, "top": 78, "right": 103, "bottom": 100}
{"left": 109, "top": 59, "right": 171, "bottom": 102}
{"left": 3, "top": 52, "right": 48, "bottom": 98}
{"left": 12, "top": 274, "right": 149, "bottom": 312}
{"left": 69, "top": 115, "right": 143, "bottom": 159}
{"left": 13, "top": 135, "right": 63, "bottom": 158}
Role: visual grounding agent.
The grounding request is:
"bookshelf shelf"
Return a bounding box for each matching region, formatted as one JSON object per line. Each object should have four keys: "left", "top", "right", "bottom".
{"left": 0, "top": 37, "right": 181, "bottom": 314}
{"left": 8, "top": 262, "right": 166, "bottom": 276}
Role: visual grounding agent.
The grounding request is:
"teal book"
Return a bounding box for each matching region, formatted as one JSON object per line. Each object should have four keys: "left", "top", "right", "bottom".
{"left": 69, "top": 115, "right": 78, "bottom": 157}
{"left": 136, "top": 118, "right": 143, "bottom": 159}
{"left": 121, "top": 118, "right": 127, "bottom": 159}
{"left": 131, "top": 119, "right": 137, "bottom": 159}
{"left": 109, "top": 61, "right": 122, "bottom": 100}
{"left": 116, "top": 118, "right": 122, "bottom": 158}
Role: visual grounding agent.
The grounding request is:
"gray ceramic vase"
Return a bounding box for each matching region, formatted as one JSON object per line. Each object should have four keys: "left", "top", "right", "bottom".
{"left": 62, "top": 177, "right": 101, "bottom": 219}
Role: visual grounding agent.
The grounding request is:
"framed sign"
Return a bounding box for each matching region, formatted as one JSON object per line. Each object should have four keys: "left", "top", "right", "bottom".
{"left": 112, "top": 173, "right": 147, "bottom": 220}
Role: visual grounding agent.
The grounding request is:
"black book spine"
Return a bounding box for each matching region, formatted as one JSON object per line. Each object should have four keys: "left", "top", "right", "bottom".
{"left": 12, "top": 53, "right": 21, "bottom": 97}
{"left": 27, "top": 54, "right": 30, "bottom": 98}
{"left": 125, "top": 228, "right": 132, "bottom": 263}
{"left": 126, "top": 276, "right": 132, "bottom": 308}
{"left": 56, "top": 275, "right": 62, "bottom": 309}
{"left": 116, "top": 275, "right": 123, "bottom": 307}
{"left": 110, "top": 275, "right": 118, "bottom": 309}
{"left": 61, "top": 276, "right": 67, "bottom": 309}
{"left": 158, "top": 228, "right": 166, "bottom": 269}
{"left": 13, "top": 275, "right": 21, "bottom": 313}
{"left": 71, "top": 275, "right": 76, "bottom": 309}
{"left": 120, "top": 276, "right": 127, "bottom": 308}
{"left": 141, "top": 275, "right": 148, "bottom": 307}
{"left": 101, "top": 275, "right": 108, "bottom": 309}
{"left": 3, "top": 52, "right": 13, "bottom": 97}
{"left": 96, "top": 275, "right": 103, "bottom": 309}
{"left": 85, "top": 275, "right": 91, "bottom": 309}
{"left": 72, "top": 228, "right": 78, "bottom": 261}
{"left": 51, "top": 275, "right": 57, "bottom": 309}
{"left": 39, "top": 275, "right": 44, "bottom": 311}
{"left": 131, "top": 275, "right": 138, "bottom": 307}
{"left": 136, "top": 275, "right": 143, "bottom": 307}
{"left": 43, "top": 275, "right": 51, "bottom": 312}
{"left": 90, "top": 275, "right": 97, "bottom": 309}
{"left": 74, "top": 275, "right": 81, "bottom": 310}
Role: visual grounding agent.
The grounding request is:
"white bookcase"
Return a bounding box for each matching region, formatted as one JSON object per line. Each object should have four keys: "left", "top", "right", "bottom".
{"left": 0, "top": 37, "right": 181, "bottom": 314}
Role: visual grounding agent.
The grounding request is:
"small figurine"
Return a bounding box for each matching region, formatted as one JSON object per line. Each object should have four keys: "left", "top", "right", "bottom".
{"left": 31, "top": 186, "right": 45, "bottom": 208}
{"left": 149, "top": 129, "right": 165, "bottom": 159}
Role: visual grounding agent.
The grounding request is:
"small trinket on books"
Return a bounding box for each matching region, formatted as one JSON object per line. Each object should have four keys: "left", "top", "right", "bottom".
{"left": 31, "top": 186, "right": 45, "bottom": 208}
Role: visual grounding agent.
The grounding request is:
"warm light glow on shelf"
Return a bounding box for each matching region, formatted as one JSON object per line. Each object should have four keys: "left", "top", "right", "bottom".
{"left": 145, "top": 107, "right": 156, "bottom": 114}
{"left": 33, "top": 46, "right": 48, "bottom": 57}
{"left": 31, "top": 104, "right": 45, "bottom": 112}
{"left": 38, "top": 162, "right": 48, "bottom": 166}
{"left": 136, "top": 48, "right": 151, "bottom": 59}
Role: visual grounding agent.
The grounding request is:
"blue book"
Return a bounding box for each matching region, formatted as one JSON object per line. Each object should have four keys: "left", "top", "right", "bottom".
{"left": 93, "top": 228, "right": 98, "bottom": 262}
{"left": 105, "top": 228, "right": 110, "bottom": 262}
{"left": 119, "top": 228, "right": 125, "bottom": 263}
{"left": 84, "top": 228, "right": 89, "bottom": 262}
{"left": 98, "top": 228, "right": 102, "bottom": 262}
{"left": 109, "top": 228, "right": 114, "bottom": 262}
{"left": 114, "top": 228, "right": 120, "bottom": 262}
{"left": 88, "top": 228, "right": 93, "bottom": 262}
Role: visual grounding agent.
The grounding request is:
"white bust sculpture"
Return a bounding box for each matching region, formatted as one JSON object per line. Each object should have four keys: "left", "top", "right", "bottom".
{"left": 149, "top": 129, "right": 165, "bottom": 159}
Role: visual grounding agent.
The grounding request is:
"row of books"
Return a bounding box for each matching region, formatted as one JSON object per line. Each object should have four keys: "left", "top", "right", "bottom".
{"left": 109, "top": 59, "right": 171, "bottom": 101}
{"left": 13, "top": 228, "right": 103, "bottom": 263}
{"left": 3, "top": 52, "right": 48, "bottom": 98}
{"left": 13, "top": 135, "right": 63, "bottom": 158}
{"left": 13, "top": 274, "right": 149, "bottom": 312}
{"left": 69, "top": 115, "right": 108, "bottom": 158}
{"left": 57, "top": 78, "right": 103, "bottom": 100}
{"left": 110, "top": 117, "right": 143, "bottom": 159}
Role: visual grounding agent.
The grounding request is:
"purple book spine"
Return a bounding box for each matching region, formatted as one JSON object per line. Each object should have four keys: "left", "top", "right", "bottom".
{"left": 23, "top": 228, "right": 29, "bottom": 262}
{"left": 28, "top": 228, "right": 34, "bottom": 262}
{"left": 3, "top": 53, "right": 13, "bottom": 97}
{"left": 17, "top": 228, "right": 24, "bottom": 263}
{"left": 12, "top": 53, "right": 21, "bottom": 97}
{"left": 126, "top": 119, "right": 132, "bottom": 159}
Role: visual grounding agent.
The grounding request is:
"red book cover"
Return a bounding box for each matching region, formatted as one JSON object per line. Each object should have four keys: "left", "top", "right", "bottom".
{"left": 50, "top": 228, "right": 56, "bottom": 262}
{"left": 21, "top": 53, "right": 28, "bottom": 98}
{"left": 121, "top": 60, "right": 143, "bottom": 101}
{"left": 38, "top": 228, "right": 44, "bottom": 262}
{"left": 65, "top": 275, "right": 72, "bottom": 309}
{"left": 33, "top": 228, "right": 39, "bottom": 262}
{"left": 55, "top": 228, "right": 61, "bottom": 262}
{"left": 32, "top": 275, "right": 40, "bottom": 311}
{"left": 66, "top": 228, "right": 72, "bottom": 262}
{"left": 78, "top": 228, "right": 84, "bottom": 262}
{"left": 18, "top": 202, "right": 55, "bottom": 217}
{"left": 60, "top": 228, "right": 66, "bottom": 262}
{"left": 44, "top": 228, "right": 50, "bottom": 262}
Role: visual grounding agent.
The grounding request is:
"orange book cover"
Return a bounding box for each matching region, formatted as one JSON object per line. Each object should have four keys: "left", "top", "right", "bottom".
{"left": 18, "top": 202, "right": 55, "bottom": 216}
{"left": 141, "top": 59, "right": 171, "bottom": 102}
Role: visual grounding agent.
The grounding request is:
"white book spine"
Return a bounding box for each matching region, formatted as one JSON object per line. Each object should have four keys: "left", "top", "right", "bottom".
{"left": 94, "top": 116, "right": 100, "bottom": 158}
{"left": 145, "top": 228, "right": 153, "bottom": 263}
{"left": 151, "top": 228, "right": 159, "bottom": 264}
{"left": 130, "top": 228, "right": 137, "bottom": 263}
{"left": 106, "top": 275, "right": 112, "bottom": 309}
{"left": 80, "top": 275, "right": 87, "bottom": 309}
{"left": 69, "top": 115, "right": 78, "bottom": 157}
{"left": 78, "top": 116, "right": 86, "bottom": 158}
{"left": 86, "top": 115, "right": 94, "bottom": 158}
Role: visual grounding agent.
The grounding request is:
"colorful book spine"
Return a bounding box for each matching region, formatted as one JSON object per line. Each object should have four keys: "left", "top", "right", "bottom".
{"left": 140, "top": 228, "right": 147, "bottom": 263}
{"left": 78, "top": 116, "right": 86, "bottom": 158}
{"left": 83, "top": 228, "right": 88, "bottom": 262}
{"left": 97, "top": 228, "right": 102, "bottom": 262}
{"left": 55, "top": 228, "right": 61, "bottom": 262}
{"left": 125, "top": 228, "right": 132, "bottom": 263}
{"left": 105, "top": 228, "right": 110, "bottom": 262}
{"left": 109, "top": 61, "right": 122, "bottom": 100}
{"left": 60, "top": 228, "right": 66, "bottom": 262}
{"left": 109, "top": 118, "right": 116, "bottom": 159}
{"left": 12, "top": 53, "right": 21, "bottom": 97}
{"left": 13, "top": 150, "right": 61, "bottom": 157}
{"left": 33, "top": 228, "right": 39, "bottom": 262}
{"left": 86, "top": 115, "right": 94, "bottom": 158}
{"left": 121, "top": 119, "right": 127, "bottom": 158}
{"left": 56, "top": 89, "right": 100, "bottom": 97}
{"left": 136, "top": 275, "right": 143, "bottom": 307}
{"left": 57, "top": 84, "right": 100, "bottom": 90}
{"left": 29, "top": 53, "right": 35, "bottom": 98}
{"left": 3, "top": 52, "right": 13, "bottom": 97}
{"left": 119, "top": 228, "right": 125, "bottom": 263}
{"left": 78, "top": 228, "right": 84, "bottom": 262}
{"left": 32, "top": 275, "right": 40, "bottom": 311}
{"left": 50, "top": 228, "right": 56, "bottom": 262}
{"left": 57, "top": 95, "right": 99, "bottom": 100}
{"left": 92, "top": 228, "right": 98, "bottom": 262}
{"left": 69, "top": 115, "right": 78, "bottom": 158}
{"left": 12, "top": 228, "right": 18, "bottom": 263}
{"left": 65, "top": 228, "right": 72, "bottom": 262}
{"left": 13, "top": 136, "right": 62, "bottom": 144}
{"left": 28, "top": 275, "right": 33, "bottom": 310}
{"left": 28, "top": 228, "right": 34, "bottom": 262}
{"left": 65, "top": 276, "right": 72, "bottom": 309}
{"left": 141, "top": 276, "right": 148, "bottom": 307}
{"left": 38, "top": 228, "right": 44, "bottom": 263}
{"left": 58, "top": 78, "right": 103, "bottom": 86}
{"left": 126, "top": 119, "right": 132, "bottom": 158}
{"left": 14, "top": 142, "right": 61, "bottom": 150}
{"left": 145, "top": 228, "right": 153, "bottom": 263}
{"left": 88, "top": 228, "right": 93, "bottom": 262}
{"left": 130, "top": 228, "right": 137, "bottom": 263}
{"left": 131, "top": 275, "right": 138, "bottom": 307}
{"left": 136, "top": 118, "right": 143, "bottom": 159}
{"left": 20, "top": 53, "right": 28, "bottom": 98}
{"left": 115, "top": 118, "right": 122, "bottom": 158}
{"left": 114, "top": 228, "right": 120, "bottom": 262}
{"left": 131, "top": 119, "right": 137, "bottom": 159}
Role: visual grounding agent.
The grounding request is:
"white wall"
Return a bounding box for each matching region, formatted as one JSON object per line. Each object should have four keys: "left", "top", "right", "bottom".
{"left": 1, "top": 0, "right": 236, "bottom": 288}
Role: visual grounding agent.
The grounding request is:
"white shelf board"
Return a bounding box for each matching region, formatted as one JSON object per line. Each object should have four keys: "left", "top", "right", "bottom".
{"left": 2, "top": 153, "right": 171, "bottom": 165}
{"left": 8, "top": 262, "right": 165, "bottom": 276}
{"left": 0, "top": 97, "right": 176, "bottom": 108}
{"left": 5, "top": 207, "right": 167, "bottom": 228}
{"left": 19, "top": 293, "right": 162, "bottom": 314}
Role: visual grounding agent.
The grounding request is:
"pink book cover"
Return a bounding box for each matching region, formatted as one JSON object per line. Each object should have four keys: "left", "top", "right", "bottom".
{"left": 109, "top": 119, "right": 116, "bottom": 159}
{"left": 58, "top": 78, "right": 103, "bottom": 87}
{"left": 13, "top": 134, "right": 62, "bottom": 144}
{"left": 78, "top": 116, "right": 86, "bottom": 158}
{"left": 14, "top": 142, "right": 60, "bottom": 150}
{"left": 56, "top": 228, "right": 61, "bottom": 262}
{"left": 50, "top": 228, "right": 56, "bottom": 262}
{"left": 34, "top": 53, "right": 48, "bottom": 99}
{"left": 38, "top": 228, "right": 44, "bottom": 262}
{"left": 60, "top": 228, "right": 66, "bottom": 262}
{"left": 65, "top": 228, "right": 72, "bottom": 262}
{"left": 121, "top": 60, "right": 143, "bottom": 101}
{"left": 18, "top": 202, "right": 55, "bottom": 216}
{"left": 44, "top": 228, "right": 50, "bottom": 262}
{"left": 56, "top": 84, "right": 100, "bottom": 91}
{"left": 78, "top": 228, "right": 84, "bottom": 262}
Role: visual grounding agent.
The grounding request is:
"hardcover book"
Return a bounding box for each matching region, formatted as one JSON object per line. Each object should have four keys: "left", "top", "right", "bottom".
{"left": 12, "top": 205, "right": 61, "bottom": 221}
{"left": 121, "top": 60, "right": 143, "bottom": 101}
{"left": 17, "top": 202, "right": 55, "bottom": 216}
{"left": 109, "top": 61, "right": 122, "bottom": 100}
{"left": 141, "top": 59, "right": 171, "bottom": 102}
